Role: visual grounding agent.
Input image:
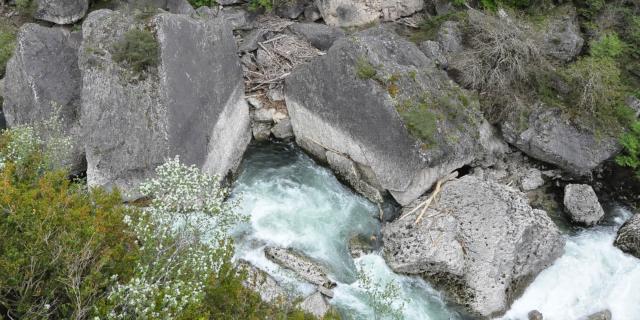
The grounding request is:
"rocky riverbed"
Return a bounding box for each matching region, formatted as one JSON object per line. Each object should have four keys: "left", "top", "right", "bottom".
{"left": 1, "top": 0, "right": 639, "bottom": 319}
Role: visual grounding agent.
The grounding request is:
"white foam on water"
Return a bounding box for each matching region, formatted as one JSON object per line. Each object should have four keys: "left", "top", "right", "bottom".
{"left": 331, "top": 253, "right": 460, "bottom": 320}
{"left": 503, "top": 207, "right": 640, "bottom": 320}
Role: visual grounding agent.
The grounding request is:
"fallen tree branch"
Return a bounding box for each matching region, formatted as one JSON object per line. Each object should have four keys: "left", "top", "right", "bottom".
{"left": 398, "top": 171, "right": 459, "bottom": 223}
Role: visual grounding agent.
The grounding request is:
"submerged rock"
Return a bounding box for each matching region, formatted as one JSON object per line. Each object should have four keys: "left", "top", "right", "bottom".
{"left": 584, "top": 309, "right": 612, "bottom": 320}
{"left": 615, "top": 214, "right": 640, "bottom": 259}
{"left": 563, "top": 184, "right": 605, "bottom": 226}
{"left": 382, "top": 175, "right": 564, "bottom": 318}
{"left": 33, "top": 0, "right": 89, "bottom": 24}
{"left": 315, "top": 0, "right": 424, "bottom": 27}
{"left": 264, "top": 247, "right": 335, "bottom": 289}
{"left": 528, "top": 310, "right": 544, "bottom": 320}
{"left": 80, "top": 10, "right": 250, "bottom": 198}
{"left": 285, "top": 27, "right": 506, "bottom": 205}
{"left": 3, "top": 24, "right": 85, "bottom": 172}
{"left": 502, "top": 105, "right": 619, "bottom": 176}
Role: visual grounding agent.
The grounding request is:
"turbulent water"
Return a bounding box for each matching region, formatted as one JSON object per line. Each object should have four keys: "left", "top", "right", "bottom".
{"left": 231, "top": 142, "right": 640, "bottom": 320}
{"left": 503, "top": 207, "right": 640, "bottom": 320}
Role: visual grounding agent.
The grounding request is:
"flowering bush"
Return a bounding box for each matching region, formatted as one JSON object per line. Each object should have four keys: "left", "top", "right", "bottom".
{"left": 102, "top": 157, "right": 245, "bottom": 319}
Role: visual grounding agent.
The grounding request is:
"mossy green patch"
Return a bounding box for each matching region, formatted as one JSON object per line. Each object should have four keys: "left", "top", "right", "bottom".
{"left": 0, "top": 21, "right": 17, "bottom": 78}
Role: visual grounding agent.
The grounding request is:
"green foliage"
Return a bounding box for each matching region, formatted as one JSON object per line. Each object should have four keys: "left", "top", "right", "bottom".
{"left": 111, "top": 28, "right": 159, "bottom": 75}
{"left": 577, "top": 0, "right": 604, "bottom": 19}
{"left": 15, "top": 0, "right": 36, "bottom": 15}
{"left": 616, "top": 121, "right": 640, "bottom": 176}
{"left": 188, "top": 0, "right": 217, "bottom": 8}
{"left": 590, "top": 33, "right": 625, "bottom": 59}
{"left": 480, "top": 0, "right": 497, "bottom": 11}
{"left": 0, "top": 22, "right": 17, "bottom": 78}
{"left": 355, "top": 267, "right": 404, "bottom": 320}
{"left": 248, "top": 0, "right": 273, "bottom": 11}
{"left": 355, "top": 56, "right": 378, "bottom": 80}
{"left": 0, "top": 128, "right": 138, "bottom": 320}
{"left": 397, "top": 100, "right": 439, "bottom": 146}
{"left": 451, "top": 0, "right": 466, "bottom": 7}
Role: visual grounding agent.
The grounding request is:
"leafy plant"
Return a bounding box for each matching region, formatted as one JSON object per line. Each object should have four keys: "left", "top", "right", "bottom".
{"left": 0, "top": 125, "right": 138, "bottom": 320}
{"left": 616, "top": 121, "right": 640, "bottom": 176}
{"left": 590, "top": 33, "right": 625, "bottom": 59}
{"left": 111, "top": 28, "right": 159, "bottom": 75}
{"left": 248, "top": 0, "right": 273, "bottom": 11}
{"left": 355, "top": 56, "right": 378, "bottom": 80}
{"left": 15, "top": 0, "right": 36, "bottom": 15}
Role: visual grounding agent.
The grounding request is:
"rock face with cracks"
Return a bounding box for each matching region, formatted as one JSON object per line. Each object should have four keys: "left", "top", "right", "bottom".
{"left": 33, "top": 0, "right": 89, "bottom": 24}
{"left": 382, "top": 175, "right": 564, "bottom": 318}
{"left": 315, "top": 0, "right": 424, "bottom": 27}
{"left": 79, "top": 10, "right": 250, "bottom": 199}
{"left": 3, "top": 24, "right": 85, "bottom": 173}
{"left": 285, "top": 27, "right": 506, "bottom": 205}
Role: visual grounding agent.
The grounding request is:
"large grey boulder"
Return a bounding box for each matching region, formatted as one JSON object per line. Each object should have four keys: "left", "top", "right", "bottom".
{"left": 382, "top": 175, "right": 564, "bottom": 318}
{"left": 315, "top": 0, "right": 424, "bottom": 27}
{"left": 285, "top": 27, "right": 506, "bottom": 205}
{"left": 33, "top": 0, "right": 89, "bottom": 24}
{"left": 563, "top": 184, "right": 604, "bottom": 226}
{"left": 541, "top": 5, "right": 583, "bottom": 62}
{"left": 265, "top": 247, "right": 335, "bottom": 289}
{"left": 79, "top": 10, "right": 250, "bottom": 198}
{"left": 615, "top": 214, "right": 640, "bottom": 259}
{"left": 502, "top": 104, "right": 619, "bottom": 176}
{"left": 3, "top": 24, "right": 84, "bottom": 172}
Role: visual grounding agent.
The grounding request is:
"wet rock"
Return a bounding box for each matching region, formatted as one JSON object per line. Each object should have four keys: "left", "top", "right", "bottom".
{"left": 33, "top": 0, "right": 89, "bottom": 24}
{"left": 521, "top": 168, "right": 545, "bottom": 191}
{"left": 584, "top": 310, "right": 612, "bottom": 320}
{"left": 382, "top": 175, "right": 564, "bottom": 318}
{"left": 528, "top": 310, "right": 544, "bottom": 320}
{"left": 271, "top": 118, "right": 294, "bottom": 140}
{"left": 252, "top": 122, "right": 272, "bottom": 141}
{"left": 288, "top": 22, "right": 345, "bottom": 51}
{"left": 348, "top": 235, "right": 375, "bottom": 259}
{"left": 285, "top": 27, "right": 506, "bottom": 205}
{"left": 3, "top": 24, "right": 84, "bottom": 172}
{"left": 264, "top": 247, "right": 335, "bottom": 288}
{"left": 316, "top": 0, "right": 424, "bottom": 27}
{"left": 80, "top": 10, "right": 250, "bottom": 198}
{"left": 563, "top": 184, "right": 604, "bottom": 226}
{"left": 542, "top": 5, "right": 583, "bottom": 62}
{"left": 326, "top": 150, "right": 384, "bottom": 203}
{"left": 502, "top": 104, "right": 619, "bottom": 176}
{"left": 299, "top": 291, "right": 330, "bottom": 318}
{"left": 615, "top": 214, "right": 640, "bottom": 259}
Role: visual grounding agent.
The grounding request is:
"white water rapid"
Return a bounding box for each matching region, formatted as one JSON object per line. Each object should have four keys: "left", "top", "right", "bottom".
{"left": 231, "top": 142, "right": 640, "bottom": 320}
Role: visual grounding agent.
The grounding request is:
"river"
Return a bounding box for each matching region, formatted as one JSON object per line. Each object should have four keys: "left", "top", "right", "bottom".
{"left": 231, "top": 142, "right": 639, "bottom": 320}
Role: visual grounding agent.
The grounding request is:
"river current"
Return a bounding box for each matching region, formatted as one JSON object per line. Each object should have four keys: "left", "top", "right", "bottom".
{"left": 230, "top": 142, "right": 639, "bottom": 320}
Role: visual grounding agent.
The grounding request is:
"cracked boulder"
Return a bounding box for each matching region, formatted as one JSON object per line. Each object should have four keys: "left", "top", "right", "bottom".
{"left": 315, "top": 0, "right": 424, "bottom": 27}
{"left": 285, "top": 27, "right": 506, "bottom": 206}
{"left": 79, "top": 10, "right": 250, "bottom": 198}
{"left": 382, "top": 175, "right": 564, "bottom": 318}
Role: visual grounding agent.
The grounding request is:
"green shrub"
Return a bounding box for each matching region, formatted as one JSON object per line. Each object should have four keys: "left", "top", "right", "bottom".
{"left": 590, "top": 33, "right": 625, "bottom": 59}
{"left": 15, "top": 0, "right": 36, "bottom": 15}
{"left": 189, "top": 0, "right": 217, "bottom": 8}
{"left": 111, "top": 28, "right": 159, "bottom": 75}
{"left": 0, "top": 22, "right": 17, "bottom": 78}
{"left": 577, "top": 0, "right": 604, "bottom": 19}
{"left": 616, "top": 121, "right": 640, "bottom": 176}
{"left": 355, "top": 56, "right": 378, "bottom": 80}
{"left": 0, "top": 128, "right": 139, "bottom": 319}
{"left": 396, "top": 100, "right": 438, "bottom": 146}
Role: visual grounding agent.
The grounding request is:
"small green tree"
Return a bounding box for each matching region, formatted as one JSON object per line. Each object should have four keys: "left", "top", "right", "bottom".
{"left": 111, "top": 29, "right": 159, "bottom": 75}
{"left": 356, "top": 267, "right": 405, "bottom": 320}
